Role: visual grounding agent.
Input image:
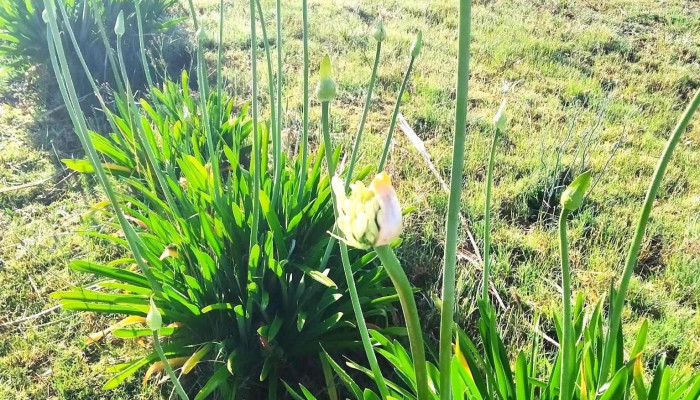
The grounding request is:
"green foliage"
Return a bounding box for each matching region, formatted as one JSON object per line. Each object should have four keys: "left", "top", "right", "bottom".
{"left": 0, "top": 0, "right": 180, "bottom": 91}
{"left": 56, "top": 76, "right": 399, "bottom": 397}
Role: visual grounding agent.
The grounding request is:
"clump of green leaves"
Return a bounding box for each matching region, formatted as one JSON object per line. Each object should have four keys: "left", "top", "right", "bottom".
{"left": 0, "top": 0, "right": 181, "bottom": 93}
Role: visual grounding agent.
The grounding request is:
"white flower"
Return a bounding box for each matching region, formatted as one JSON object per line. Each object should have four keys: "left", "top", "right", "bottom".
{"left": 332, "top": 172, "right": 402, "bottom": 249}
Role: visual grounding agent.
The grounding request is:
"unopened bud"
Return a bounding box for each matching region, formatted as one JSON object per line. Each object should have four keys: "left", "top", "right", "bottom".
{"left": 316, "top": 55, "right": 336, "bottom": 102}
{"left": 372, "top": 20, "right": 387, "bottom": 42}
{"left": 410, "top": 30, "right": 422, "bottom": 58}
{"left": 115, "top": 11, "right": 125, "bottom": 37}
{"left": 146, "top": 297, "right": 162, "bottom": 331}
{"left": 561, "top": 171, "right": 592, "bottom": 211}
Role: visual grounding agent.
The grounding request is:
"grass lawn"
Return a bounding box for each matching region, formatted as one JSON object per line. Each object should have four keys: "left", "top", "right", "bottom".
{"left": 1, "top": 0, "right": 699, "bottom": 398}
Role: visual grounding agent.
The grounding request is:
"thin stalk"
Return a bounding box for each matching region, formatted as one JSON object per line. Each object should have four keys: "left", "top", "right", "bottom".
{"left": 345, "top": 41, "right": 382, "bottom": 187}
{"left": 88, "top": 0, "right": 124, "bottom": 94}
{"left": 321, "top": 102, "right": 389, "bottom": 400}
{"left": 481, "top": 126, "right": 498, "bottom": 301}
{"left": 248, "top": 0, "right": 261, "bottom": 249}
{"left": 216, "top": 0, "right": 224, "bottom": 123}
{"left": 185, "top": 0, "right": 199, "bottom": 30}
{"left": 377, "top": 56, "right": 415, "bottom": 172}
{"left": 296, "top": 0, "right": 310, "bottom": 206}
{"left": 559, "top": 208, "right": 573, "bottom": 400}
{"left": 438, "top": 0, "right": 472, "bottom": 397}
{"left": 133, "top": 0, "right": 154, "bottom": 88}
{"left": 255, "top": 0, "right": 279, "bottom": 205}
{"left": 273, "top": 0, "right": 283, "bottom": 207}
{"left": 152, "top": 331, "right": 189, "bottom": 400}
{"left": 374, "top": 245, "right": 429, "bottom": 400}
{"left": 43, "top": 0, "right": 161, "bottom": 292}
{"left": 598, "top": 88, "right": 700, "bottom": 384}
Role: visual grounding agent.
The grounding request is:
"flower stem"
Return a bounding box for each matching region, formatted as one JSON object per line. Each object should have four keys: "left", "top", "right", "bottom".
{"left": 273, "top": 0, "right": 283, "bottom": 207}
{"left": 374, "top": 245, "right": 429, "bottom": 400}
{"left": 482, "top": 126, "right": 498, "bottom": 301}
{"left": 296, "top": 0, "right": 310, "bottom": 206}
{"left": 439, "top": 0, "right": 472, "bottom": 397}
{"left": 152, "top": 331, "right": 189, "bottom": 400}
{"left": 558, "top": 208, "right": 573, "bottom": 400}
{"left": 378, "top": 56, "right": 415, "bottom": 172}
{"left": 346, "top": 41, "right": 382, "bottom": 186}
{"left": 598, "top": 88, "right": 700, "bottom": 384}
{"left": 248, "top": 0, "right": 261, "bottom": 249}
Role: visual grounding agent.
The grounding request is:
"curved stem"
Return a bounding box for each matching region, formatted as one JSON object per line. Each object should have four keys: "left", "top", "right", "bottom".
{"left": 345, "top": 41, "right": 382, "bottom": 187}
{"left": 439, "top": 0, "right": 472, "bottom": 397}
{"left": 152, "top": 331, "right": 189, "bottom": 400}
{"left": 598, "top": 88, "right": 700, "bottom": 384}
{"left": 378, "top": 56, "right": 415, "bottom": 172}
{"left": 296, "top": 0, "right": 310, "bottom": 206}
{"left": 374, "top": 245, "right": 429, "bottom": 400}
{"left": 559, "top": 209, "right": 573, "bottom": 400}
{"left": 482, "top": 126, "right": 498, "bottom": 301}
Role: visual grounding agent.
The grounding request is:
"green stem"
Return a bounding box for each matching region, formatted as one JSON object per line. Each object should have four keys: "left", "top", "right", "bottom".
{"left": 598, "top": 88, "right": 700, "bottom": 384}
{"left": 248, "top": 0, "right": 261, "bottom": 249}
{"left": 216, "top": 0, "right": 224, "bottom": 123}
{"left": 378, "top": 56, "right": 415, "bottom": 172}
{"left": 558, "top": 209, "right": 573, "bottom": 400}
{"left": 345, "top": 41, "right": 382, "bottom": 187}
{"left": 88, "top": 0, "right": 124, "bottom": 94}
{"left": 374, "top": 245, "right": 429, "bottom": 400}
{"left": 340, "top": 243, "right": 390, "bottom": 399}
{"left": 152, "top": 331, "right": 189, "bottom": 400}
{"left": 272, "top": 0, "right": 283, "bottom": 207}
{"left": 133, "top": 0, "right": 154, "bottom": 88}
{"left": 439, "top": 0, "right": 472, "bottom": 397}
{"left": 321, "top": 102, "right": 389, "bottom": 399}
{"left": 255, "top": 0, "right": 279, "bottom": 207}
{"left": 482, "top": 126, "right": 498, "bottom": 301}
{"left": 296, "top": 0, "right": 310, "bottom": 206}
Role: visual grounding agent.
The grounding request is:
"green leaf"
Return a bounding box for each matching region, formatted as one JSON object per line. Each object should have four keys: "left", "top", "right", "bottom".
{"left": 194, "top": 364, "right": 231, "bottom": 400}
{"left": 515, "top": 352, "right": 529, "bottom": 400}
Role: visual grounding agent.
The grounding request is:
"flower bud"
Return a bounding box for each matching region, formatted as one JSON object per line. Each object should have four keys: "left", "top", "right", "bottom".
{"left": 146, "top": 297, "right": 162, "bottom": 331}
{"left": 42, "top": 9, "right": 49, "bottom": 23}
{"left": 493, "top": 99, "right": 507, "bottom": 131}
{"left": 561, "top": 171, "right": 591, "bottom": 211}
{"left": 316, "top": 55, "right": 336, "bottom": 102}
{"left": 115, "top": 10, "right": 125, "bottom": 37}
{"left": 372, "top": 20, "right": 386, "bottom": 42}
{"left": 410, "top": 30, "right": 422, "bottom": 58}
{"left": 332, "top": 173, "right": 402, "bottom": 249}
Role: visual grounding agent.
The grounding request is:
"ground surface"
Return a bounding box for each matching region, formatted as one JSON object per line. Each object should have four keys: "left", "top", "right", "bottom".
{"left": 1, "top": 0, "right": 699, "bottom": 398}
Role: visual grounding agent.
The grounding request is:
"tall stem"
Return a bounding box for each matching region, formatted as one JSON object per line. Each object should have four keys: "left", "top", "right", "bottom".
{"left": 559, "top": 209, "right": 573, "bottom": 400}
{"left": 248, "top": 0, "right": 261, "bottom": 249}
{"left": 482, "top": 127, "right": 498, "bottom": 301}
{"left": 321, "top": 102, "right": 390, "bottom": 399}
{"left": 133, "top": 0, "right": 153, "bottom": 88}
{"left": 152, "top": 331, "right": 189, "bottom": 400}
{"left": 374, "top": 245, "right": 429, "bottom": 400}
{"left": 272, "top": 0, "right": 283, "bottom": 206}
{"left": 216, "top": 0, "right": 224, "bottom": 123}
{"left": 598, "top": 88, "right": 700, "bottom": 384}
{"left": 377, "top": 56, "right": 415, "bottom": 172}
{"left": 296, "top": 0, "right": 310, "bottom": 205}
{"left": 438, "top": 0, "right": 472, "bottom": 397}
{"left": 346, "top": 42, "right": 382, "bottom": 186}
